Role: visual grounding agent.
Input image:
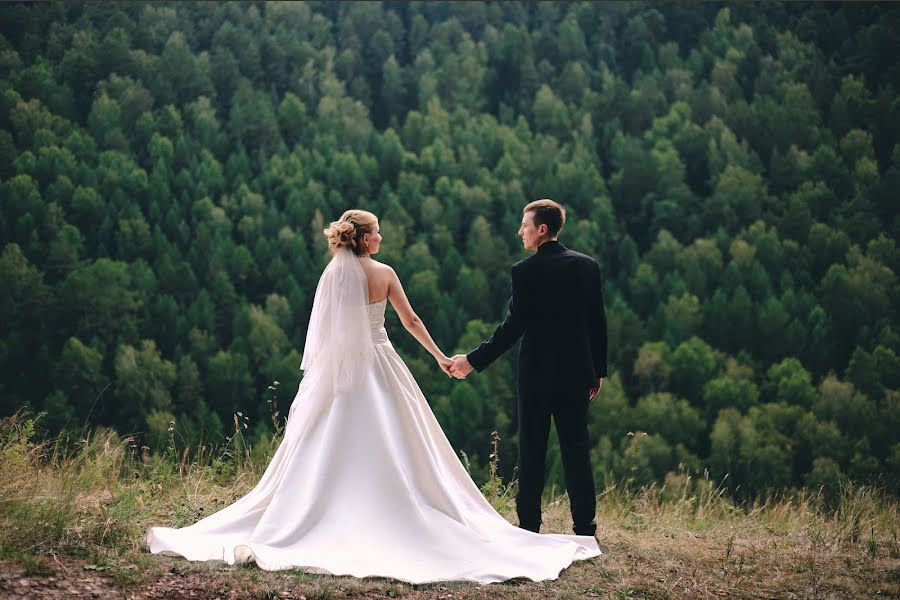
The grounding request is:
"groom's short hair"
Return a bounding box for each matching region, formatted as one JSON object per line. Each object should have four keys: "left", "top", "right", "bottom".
{"left": 524, "top": 199, "right": 566, "bottom": 238}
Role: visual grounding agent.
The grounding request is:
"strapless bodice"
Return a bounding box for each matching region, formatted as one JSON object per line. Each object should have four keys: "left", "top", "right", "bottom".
{"left": 367, "top": 299, "right": 389, "bottom": 344}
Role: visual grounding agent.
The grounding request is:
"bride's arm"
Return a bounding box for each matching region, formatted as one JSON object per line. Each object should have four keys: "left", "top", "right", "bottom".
{"left": 386, "top": 267, "right": 449, "bottom": 366}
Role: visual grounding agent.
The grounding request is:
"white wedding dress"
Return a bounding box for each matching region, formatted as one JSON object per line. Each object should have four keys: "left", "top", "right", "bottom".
{"left": 146, "top": 250, "right": 599, "bottom": 584}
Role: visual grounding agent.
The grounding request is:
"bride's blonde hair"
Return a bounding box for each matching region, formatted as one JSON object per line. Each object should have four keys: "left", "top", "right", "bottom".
{"left": 324, "top": 210, "right": 378, "bottom": 255}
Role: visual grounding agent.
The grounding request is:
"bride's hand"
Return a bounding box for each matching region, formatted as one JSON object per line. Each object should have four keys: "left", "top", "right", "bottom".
{"left": 437, "top": 355, "right": 454, "bottom": 377}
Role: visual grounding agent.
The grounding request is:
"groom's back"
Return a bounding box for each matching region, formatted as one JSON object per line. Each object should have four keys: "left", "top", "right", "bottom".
{"left": 515, "top": 244, "right": 606, "bottom": 390}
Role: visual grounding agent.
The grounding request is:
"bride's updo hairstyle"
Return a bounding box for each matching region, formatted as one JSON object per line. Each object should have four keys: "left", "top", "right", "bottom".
{"left": 324, "top": 209, "right": 378, "bottom": 255}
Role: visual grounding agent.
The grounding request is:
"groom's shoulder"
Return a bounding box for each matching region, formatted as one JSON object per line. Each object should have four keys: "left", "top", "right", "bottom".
{"left": 567, "top": 248, "right": 600, "bottom": 266}
{"left": 562, "top": 248, "right": 605, "bottom": 278}
{"left": 512, "top": 254, "right": 538, "bottom": 272}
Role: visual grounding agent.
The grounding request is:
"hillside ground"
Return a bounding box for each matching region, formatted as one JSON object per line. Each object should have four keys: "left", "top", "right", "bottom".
{"left": 0, "top": 416, "right": 897, "bottom": 599}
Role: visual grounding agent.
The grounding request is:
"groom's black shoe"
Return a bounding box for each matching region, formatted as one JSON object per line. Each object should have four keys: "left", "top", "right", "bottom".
{"left": 573, "top": 520, "right": 597, "bottom": 537}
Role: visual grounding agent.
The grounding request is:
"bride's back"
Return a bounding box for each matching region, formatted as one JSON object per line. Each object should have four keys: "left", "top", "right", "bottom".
{"left": 358, "top": 258, "right": 392, "bottom": 304}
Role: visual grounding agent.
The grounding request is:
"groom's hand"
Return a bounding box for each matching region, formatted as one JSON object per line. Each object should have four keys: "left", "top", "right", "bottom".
{"left": 588, "top": 378, "right": 604, "bottom": 403}
{"left": 449, "top": 354, "right": 474, "bottom": 379}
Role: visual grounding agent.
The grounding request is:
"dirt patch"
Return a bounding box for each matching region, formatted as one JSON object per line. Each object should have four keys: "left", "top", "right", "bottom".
{"left": 0, "top": 556, "right": 124, "bottom": 600}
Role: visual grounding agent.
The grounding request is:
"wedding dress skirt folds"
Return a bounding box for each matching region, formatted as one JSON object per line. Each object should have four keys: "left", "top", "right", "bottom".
{"left": 146, "top": 299, "right": 600, "bottom": 584}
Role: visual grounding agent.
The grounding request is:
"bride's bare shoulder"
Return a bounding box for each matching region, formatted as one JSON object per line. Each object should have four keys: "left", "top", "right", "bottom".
{"left": 371, "top": 259, "right": 396, "bottom": 276}
{"left": 361, "top": 258, "right": 396, "bottom": 283}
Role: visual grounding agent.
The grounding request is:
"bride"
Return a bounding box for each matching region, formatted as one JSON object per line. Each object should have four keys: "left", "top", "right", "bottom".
{"left": 146, "top": 209, "right": 600, "bottom": 584}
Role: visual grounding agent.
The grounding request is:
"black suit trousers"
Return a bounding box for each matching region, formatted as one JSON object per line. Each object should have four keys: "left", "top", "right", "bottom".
{"left": 516, "top": 384, "right": 596, "bottom": 536}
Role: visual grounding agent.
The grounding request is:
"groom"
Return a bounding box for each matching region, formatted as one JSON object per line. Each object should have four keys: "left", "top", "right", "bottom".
{"left": 449, "top": 199, "right": 607, "bottom": 537}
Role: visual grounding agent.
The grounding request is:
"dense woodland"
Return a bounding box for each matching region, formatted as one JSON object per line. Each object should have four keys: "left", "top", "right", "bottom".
{"left": 0, "top": 2, "right": 898, "bottom": 500}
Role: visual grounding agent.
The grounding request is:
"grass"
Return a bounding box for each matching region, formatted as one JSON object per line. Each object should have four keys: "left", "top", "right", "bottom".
{"left": 0, "top": 411, "right": 898, "bottom": 599}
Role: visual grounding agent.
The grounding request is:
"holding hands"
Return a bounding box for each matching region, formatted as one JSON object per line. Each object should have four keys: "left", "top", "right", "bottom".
{"left": 436, "top": 354, "right": 473, "bottom": 379}
{"left": 448, "top": 354, "right": 473, "bottom": 379}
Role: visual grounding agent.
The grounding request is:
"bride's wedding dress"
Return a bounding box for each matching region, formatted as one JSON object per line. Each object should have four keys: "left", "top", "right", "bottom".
{"left": 146, "top": 250, "right": 599, "bottom": 584}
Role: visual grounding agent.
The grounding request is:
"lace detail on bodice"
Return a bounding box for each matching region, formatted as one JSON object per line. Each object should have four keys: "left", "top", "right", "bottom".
{"left": 367, "top": 299, "right": 389, "bottom": 344}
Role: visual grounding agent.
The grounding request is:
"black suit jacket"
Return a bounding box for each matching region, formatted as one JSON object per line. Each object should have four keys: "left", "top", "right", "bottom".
{"left": 467, "top": 240, "right": 608, "bottom": 392}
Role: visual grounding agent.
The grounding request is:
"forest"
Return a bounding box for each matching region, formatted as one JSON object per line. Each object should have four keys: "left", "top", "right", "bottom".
{"left": 0, "top": 1, "right": 897, "bottom": 501}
